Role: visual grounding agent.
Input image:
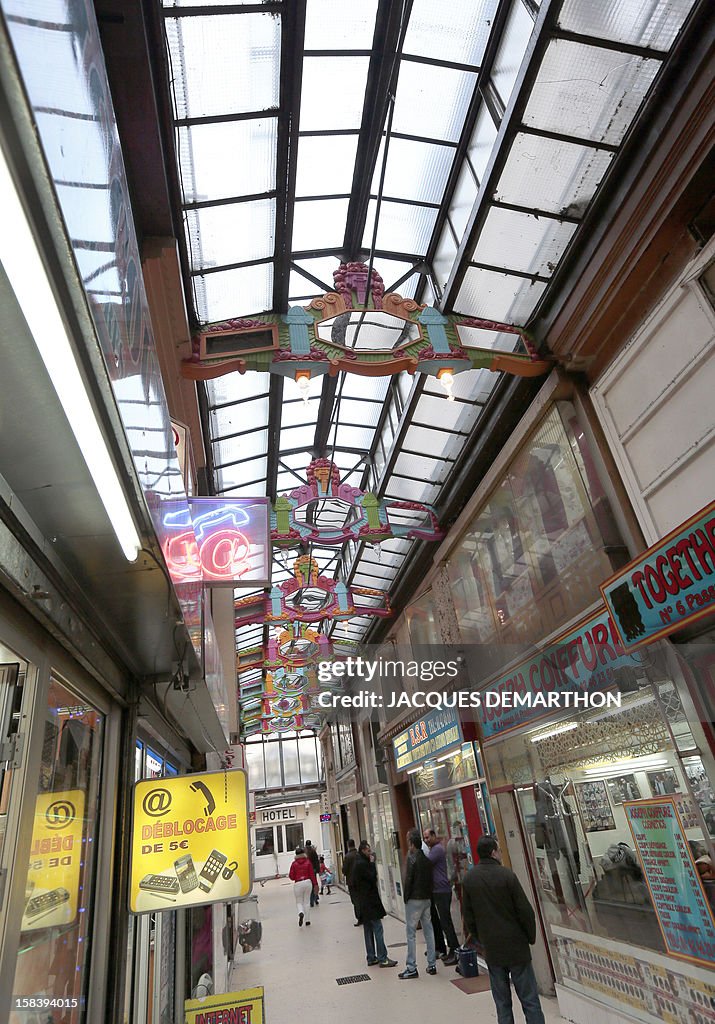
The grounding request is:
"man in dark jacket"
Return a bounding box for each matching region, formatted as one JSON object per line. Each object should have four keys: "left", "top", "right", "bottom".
{"left": 351, "top": 840, "right": 397, "bottom": 969}
{"left": 463, "top": 835, "right": 545, "bottom": 1023}
{"left": 399, "top": 828, "right": 437, "bottom": 979}
{"left": 305, "top": 840, "right": 320, "bottom": 907}
{"left": 342, "top": 838, "right": 361, "bottom": 925}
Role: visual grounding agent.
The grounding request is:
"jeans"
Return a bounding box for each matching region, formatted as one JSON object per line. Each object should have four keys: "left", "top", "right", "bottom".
{"left": 293, "top": 879, "right": 312, "bottom": 923}
{"left": 405, "top": 898, "right": 435, "bottom": 971}
{"left": 488, "top": 962, "right": 545, "bottom": 1024}
{"left": 363, "top": 918, "right": 388, "bottom": 963}
{"left": 433, "top": 890, "right": 459, "bottom": 952}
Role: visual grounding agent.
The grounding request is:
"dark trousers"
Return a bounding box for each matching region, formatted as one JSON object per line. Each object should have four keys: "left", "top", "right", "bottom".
{"left": 488, "top": 962, "right": 545, "bottom": 1024}
{"left": 434, "top": 890, "right": 459, "bottom": 952}
{"left": 310, "top": 887, "right": 318, "bottom": 907}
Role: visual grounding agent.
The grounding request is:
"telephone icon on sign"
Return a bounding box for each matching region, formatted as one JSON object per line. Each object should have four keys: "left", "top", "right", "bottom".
{"left": 190, "top": 780, "right": 215, "bottom": 816}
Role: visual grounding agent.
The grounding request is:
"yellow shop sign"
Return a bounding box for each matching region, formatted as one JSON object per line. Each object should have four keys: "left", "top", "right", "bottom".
{"left": 130, "top": 769, "right": 251, "bottom": 913}
{"left": 22, "top": 790, "right": 85, "bottom": 931}
{"left": 184, "top": 987, "right": 264, "bottom": 1024}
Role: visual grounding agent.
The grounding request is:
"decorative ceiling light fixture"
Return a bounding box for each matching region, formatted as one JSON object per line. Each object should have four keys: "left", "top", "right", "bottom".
{"left": 182, "top": 262, "right": 551, "bottom": 387}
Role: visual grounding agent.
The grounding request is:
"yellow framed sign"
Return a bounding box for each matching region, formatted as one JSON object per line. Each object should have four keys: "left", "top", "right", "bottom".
{"left": 22, "top": 790, "right": 85, "bottom": 931}
{"left": 184, "top": 987, "right": 264, "bottom": 1024}
{"left": 130, "top": 769, "right": 251, "bottom": 913}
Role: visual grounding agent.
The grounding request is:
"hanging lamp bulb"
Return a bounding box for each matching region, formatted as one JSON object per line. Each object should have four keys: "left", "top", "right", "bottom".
{"left": 295, "top": 370, "right": 311, "bottom": 405}
{"left": 437, "top": 368, "right": 455, "bottom": 401}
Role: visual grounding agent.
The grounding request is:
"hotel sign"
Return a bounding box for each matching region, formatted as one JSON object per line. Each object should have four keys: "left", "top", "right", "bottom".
{"left": 601, "top": 499, "right": 715, "bottom": 650}
{"left": 393, "top": 707, "right": 462, "bottom": 771}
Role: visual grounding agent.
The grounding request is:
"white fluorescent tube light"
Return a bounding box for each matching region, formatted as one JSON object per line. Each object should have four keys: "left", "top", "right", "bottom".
{"left": 531, "top": 722, "right": 578, "bottom": 743}
{"left": 437, "top": 748, "right": 460, "bottom": 762}
{"left": 0, "top": 145, "right": 141, "bottom": 561}
{"left": 584, "top": 757, "right": 668, "bottom": 776}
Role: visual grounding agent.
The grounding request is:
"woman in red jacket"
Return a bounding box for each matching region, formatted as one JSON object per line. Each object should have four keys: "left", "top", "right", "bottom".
{"left": 288, "top": 846, "right": 318, "bottom": 927}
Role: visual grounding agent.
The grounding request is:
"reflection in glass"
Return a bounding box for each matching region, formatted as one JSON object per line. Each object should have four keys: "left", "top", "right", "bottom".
{"left": 315, "top": 311, "right": 421, "bottom": 350}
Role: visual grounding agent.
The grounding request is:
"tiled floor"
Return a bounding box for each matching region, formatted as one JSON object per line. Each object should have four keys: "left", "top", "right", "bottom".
{"left": 227, "top": 879, "right": 567, "bottom": 1023}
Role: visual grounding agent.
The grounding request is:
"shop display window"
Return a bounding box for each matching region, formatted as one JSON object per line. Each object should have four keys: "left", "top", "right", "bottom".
{"left": 447, "top": 403, "right": 619, "bottom": 669}
{"left": 10, "top": 676, "right": 104, "bottom": 1024}
{"left": 487, "top": 672, "right": 715, "bottom": 965}
{"left": 0, "top": 651, "right": 27, "bottom": 870}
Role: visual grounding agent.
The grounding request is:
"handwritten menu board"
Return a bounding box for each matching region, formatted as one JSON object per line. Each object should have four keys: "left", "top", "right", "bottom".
{"left": 624, "top": 798, "right": 715, "bottom": 965}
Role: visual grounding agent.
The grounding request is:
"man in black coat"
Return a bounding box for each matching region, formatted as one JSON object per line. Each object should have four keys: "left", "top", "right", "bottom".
{"left": 399, "top": 828, "right": 437, "bottom": 979}
{"left": 351, "top": 840, "right": 397, "bottom": 969}
{"left": 305, "top": 840, "right": 320, "bottom": 907}
{"left": 463, "top": 835, "right": 545, "bottom": 1023}
{"left": 342, "top": 838, "right": 361, "bottom": 925}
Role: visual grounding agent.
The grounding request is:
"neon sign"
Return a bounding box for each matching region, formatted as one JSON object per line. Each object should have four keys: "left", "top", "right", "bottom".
{"left": 162, "top": 498, "right": 270, "bottom": 587}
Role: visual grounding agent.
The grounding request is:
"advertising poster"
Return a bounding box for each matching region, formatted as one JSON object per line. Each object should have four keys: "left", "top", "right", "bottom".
{"left": 184, "top": 987, "right": 264, "bottom": 1024}
{"left": 624, "top": 797, "right": 715, "bottom": 965}
{"left": 601, "top": 499, "right": 715, "bottom": 650}
{"left": 22, "top": 790, "right": 85, "bottom": 931}
{"left": 130, "top": 769, "right": 251, "bottom": 913}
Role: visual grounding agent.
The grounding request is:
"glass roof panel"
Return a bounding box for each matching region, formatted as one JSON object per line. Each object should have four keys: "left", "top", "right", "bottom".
{"left": 557, "top": 0, "right": 696, "bottom": 50}
{"left": 295, "top": 134, "right": 360, "bottom": 197}
{"left": 454, "top": 267, "right": 546, "bottom": 323}
{"left": 376, "top": 259, "right": 420, "bottom": 293}
{"left": 392, "top": 61, "right": 477, "bottom": 143}
{"left": 193, "top": 263, "right": 273, "bottom": 322}
{"left": 455, "top": 326, "right": 520, "bottom": 352}
{"left": 363, "top": 199, "right": 439, "bottom": 255}
{"left": 424, "top": 366, "right": 496, "bottom": 403}
{"left": 214, "top": 429, "right": 269, "bottom": 468}
{"left": 385, "top": 477, "right": 439, "bottom": 503}
{"left": 208, "top": 371, "right": 269, "bottom": 409}
{"left": 279, "top": 423, "right": 318, "bottom": 452}
{"left": 166, "top": 13, "right": 281, "bottom": 120}
{"left": 403, "top": 425, "right": 463, "bottom": 460}
{"left": 467, "top": 104, "right": 499, "bottom": 183}
{"left": 393, "top": 452, "right": 450, "bottom": 483}
{"left": 402, "top": 0, "right": 499, "bottom": 67}
{"left": 216, "top": 455, "right": 268, "bottom": 493}
{"left": 291, "top": 256, "right": 341, "bottom": 292}
{"left": 333, "top": 424, "right": 377, "bottom": 450}
{"left": 280, "top": 396, "right": 321, "bottom": 429}
{"left": 304, "top": 0, "right": 379, "bottom": 49}
{"left": 185, "top": 199, "right": 276, "bottom": 269}
{"left": 341, "top": 375, "right": 390, "bottom": 403}
{"left": 177, "top": 118, "right": 277, "bottom": 204}
{"left": 411, "top": 391, "right": 483, "bottom": 433}
{"left": 337, "top": 399, "right": 384, "bottom": 428}
{"left": 524, "top": 41, "right": 661, "bottom": 146}
{"left": 491, "top": 0, "right": 535, "bottom": 110}
{"left": 292, "top": 198, "right": 351, "bottom": 251}
{"left": 210, "top": 397, "right": 270, "bottom": 439}
{"left": 300, "top": 57, "right": 370, "bottom": 132}
{"left": 433, "top": 224, "right": 459, "bottom": 293}
{"left": 450, "top": 160, "right": 479, "bottom": 240}
{"left": 372, "top": 137, "right": 455, "bottom": 205}
{"left": 495, "top": 133, "right": 614, "bottom": 215}
{"left": 471, "top": 206, "right": 577, "bottom": 277}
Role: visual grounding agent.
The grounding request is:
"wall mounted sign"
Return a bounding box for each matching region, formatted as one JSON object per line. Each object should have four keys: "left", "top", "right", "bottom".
{"left": 181, "top": 261, "right": 551, "bottom": 389}
{"left": 162, "top": 498, "right": 270, "bottom": 587}
{"left": 624, "top": 797, "right": 715, "bottom": 965}
{"left": 22, "top": 790, "right": 85, "bottom": 931}
{"left": 130, "top": 769, "right": 251, "bottom": 913}
{"left": 393, "top": 707, "right": 463, "bottom": 772}
{"left": 601, "top": 499, "right": 715, "bottom": 650}
{"left": 184, "top": 987, "right": 264, "bottom": 1024}
{"left": 478, "top": 605, "right": 641, "bottom": 740}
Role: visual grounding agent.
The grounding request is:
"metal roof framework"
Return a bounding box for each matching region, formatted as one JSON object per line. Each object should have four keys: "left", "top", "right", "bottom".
{"left": 159, "top": 0, "right": 699, "bottom": 725}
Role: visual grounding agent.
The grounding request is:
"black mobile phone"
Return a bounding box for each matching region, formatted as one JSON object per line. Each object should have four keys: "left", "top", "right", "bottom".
{"left": 175, "top": 853, "right": 198, "bottom": 893}
{"left": 198, "top": 850, "right": 227, "bottom": 893}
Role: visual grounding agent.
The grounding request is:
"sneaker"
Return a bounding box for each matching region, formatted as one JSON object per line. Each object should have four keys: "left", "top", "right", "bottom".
{"left": 379, "top": 958, "right": 397, "bottom": 968}
{"left": 442, "top": 953, "right": 458, "bottom": 966}
{"left": 398, "top": 969, "right": 419, "bottom": 980}
{"left": 305, "top": 921, "right": 311, "bottom": 926}
{"left": 354, "top": 922, "right": 361, "bottom": 927}
{"left": 426, "top": 965, "right": 437, "bottom": 975}
{"left": 367, "top": 959, "right": 380, "bottom": 967}
{"left": 299, "top": 913, "right": 304, "bottom": 927}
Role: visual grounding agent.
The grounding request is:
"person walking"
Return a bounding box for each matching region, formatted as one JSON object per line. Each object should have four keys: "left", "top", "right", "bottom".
{"left": 288, "top": 846, "right": 318, "bottom": 927}
{"left": 342, "top": 838, "right": 361, "bottom": 926}
{"left": 462, "top": 835, "right": 546, "bottom": 1024}
{"left": 424, "top": 828, "right": 459, "bottom": 965}
{"left": 399, "top": 828, "right": 437, "bottom": 979}
{"left": 351, "top": 840, "right": 397, "bottom": 969}
{"left": 305, "top": 839, "right": 321, "bottom": 907}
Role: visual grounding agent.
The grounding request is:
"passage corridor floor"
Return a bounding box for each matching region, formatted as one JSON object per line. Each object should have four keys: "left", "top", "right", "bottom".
{"left": 227, "top": 879, "right": 567, "bottom": 1023}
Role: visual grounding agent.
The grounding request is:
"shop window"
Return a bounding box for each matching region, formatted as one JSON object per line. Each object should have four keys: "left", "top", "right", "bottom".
{"left": 0, "top": 657, "right": 26, "bottom": 871}
{"left": 284, "top": 823, "right": 304, "bottom": 852}
{"left": 10, "top": 675, "right": 104, "bottom": 1024}
{"left": 448, "top": 403, "right": 621, "bottom": 668}
{"left": 255, "top": 827, "right": 275, "bottom": 856}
